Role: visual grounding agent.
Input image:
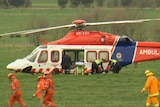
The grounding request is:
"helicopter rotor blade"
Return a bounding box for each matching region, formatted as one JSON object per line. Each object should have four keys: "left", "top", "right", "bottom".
{"left": 0, "top": 24, "right": 75, "bottom": 37}
{"left": 85, "top": 18, "right": 160, "bottom": 26}
{"left": 0, "top": 18, "right": 160, "bottom": 37}
{"left": 21, "top": 24, "right": 75, "bottom": 35}
{"left": 0, "top": 30, "right": 30, "bottom": 37}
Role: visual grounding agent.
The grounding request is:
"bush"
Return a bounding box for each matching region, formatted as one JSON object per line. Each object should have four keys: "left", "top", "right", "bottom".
{"left": 24, "top": 0, "right": 32, "bottom": 7}
{"left": 57, "top": 0, "right": 68, "bottom": 8}
{"left": 9, "top": 0, "right": 25, "bottom": 7}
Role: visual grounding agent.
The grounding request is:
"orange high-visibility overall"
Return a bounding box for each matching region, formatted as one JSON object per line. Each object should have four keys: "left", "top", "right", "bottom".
{"left": 9, "top": 78, "right": 27, "bottom": 107}
{"left": 43, "top": 77, "right": 56, "bottom": 107}
{"left": 35, "top": 78, "right": 45, "bottom": 100}
{"left": 143, "top": 75, "right": 160, "bottom": 107}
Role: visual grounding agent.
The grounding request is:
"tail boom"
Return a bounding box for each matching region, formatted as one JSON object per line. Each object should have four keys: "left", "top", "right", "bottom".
{"left": 133, "top": 42, "right": 160, "bottom": 62}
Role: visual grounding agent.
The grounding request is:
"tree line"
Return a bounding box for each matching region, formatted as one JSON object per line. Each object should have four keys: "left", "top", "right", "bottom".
{"left": 0, "top": 0, "right": 31, "bottom": 8}
{"left": 58, "top": 0, "right": 160, "bottom": 8}
{"left": 57, "top": 0, "right": 160, "bottom": 8}
{"left": 0, "top": 0, "right": 160, "bottom": 8}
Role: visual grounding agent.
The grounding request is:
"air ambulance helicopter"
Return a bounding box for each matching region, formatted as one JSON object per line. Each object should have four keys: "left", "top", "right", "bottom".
{"left": 1, "top": 19, "right": 160, "bottom": 74}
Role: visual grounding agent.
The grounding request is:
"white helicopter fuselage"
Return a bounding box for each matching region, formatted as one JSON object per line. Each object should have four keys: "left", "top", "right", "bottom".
{"left": 7, "top": 44, "right": 112, "bottom": 73}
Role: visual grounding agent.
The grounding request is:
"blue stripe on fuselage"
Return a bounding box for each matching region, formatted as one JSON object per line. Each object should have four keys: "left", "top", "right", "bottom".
{"left": 111, "top": 37, "right": 137, "bottom": 67}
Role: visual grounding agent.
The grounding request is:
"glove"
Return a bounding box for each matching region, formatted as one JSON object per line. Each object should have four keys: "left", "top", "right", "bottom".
{"left": 141, "top": 88, "right": 145, "bottom": 93}
{"left": 32, "top": 94, "right": 36, "bottom": 98}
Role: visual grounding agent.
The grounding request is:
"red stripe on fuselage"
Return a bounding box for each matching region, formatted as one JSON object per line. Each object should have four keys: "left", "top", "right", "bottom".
{"left": 39, "top": 68, "right": 43, "bottom": 73}
{"left": 32, "top": 68, "right": 36, "bottom": 73}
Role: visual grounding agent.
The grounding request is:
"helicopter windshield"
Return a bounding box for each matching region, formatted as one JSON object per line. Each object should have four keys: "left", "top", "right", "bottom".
{"left": 26, "top": 48, "right": 39, "bottom": 62}
{"left": 26, "top": 45, "right": 48, "bottom": 62}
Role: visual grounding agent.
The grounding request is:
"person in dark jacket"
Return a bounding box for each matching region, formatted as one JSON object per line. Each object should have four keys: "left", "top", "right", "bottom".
{"left": 61, "top": 51, "right": 72, "bottom": 74}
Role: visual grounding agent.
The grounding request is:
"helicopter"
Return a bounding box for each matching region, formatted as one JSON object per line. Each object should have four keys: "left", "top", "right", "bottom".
{"left": 1, "top": 18, "right": 160, "bottom": 74}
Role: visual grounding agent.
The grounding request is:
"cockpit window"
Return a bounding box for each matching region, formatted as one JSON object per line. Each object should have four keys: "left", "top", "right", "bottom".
{"left": 38, "top": 50, "right": 48, "bottom": 63}
{"left": 26, "top": 51, "right": 38, "bottom": 62}
{"left": 26, "top": 48, "right": 39, "bottom": 62}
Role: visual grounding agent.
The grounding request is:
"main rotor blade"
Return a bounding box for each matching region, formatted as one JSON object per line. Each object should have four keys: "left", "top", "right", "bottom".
{"left": 0, "top": 24, "right": 75, "bottom": 37}
{"left": 85, "top": 18, "right": 160, "bottom": 26}
{"left": 0, "top": 18, "right": 160, "bottom": 37}
{"left": 0, "top": 30, "right": 29, "bottom": 37}
{"left": 21, "top": 24, "right": 75, "bottom": 35}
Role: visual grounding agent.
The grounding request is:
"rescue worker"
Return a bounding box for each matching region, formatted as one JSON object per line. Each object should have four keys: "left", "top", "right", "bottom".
{"left": 33, "top": 75, "right": 45, "bottom": 100}
{"left": 141, "top": 70, "right": 160, "bottom": 107}
{"left": 91, "top": 59, "right": 104, "bottom": 74}
{"left": 8, "top": 73, "right": 27, "bottom": 107}
{"left": 43, "top": 72, "right": 56, "bottom": 107}
{"left": 109, "top": 59, "right": 121, "bottom": 73}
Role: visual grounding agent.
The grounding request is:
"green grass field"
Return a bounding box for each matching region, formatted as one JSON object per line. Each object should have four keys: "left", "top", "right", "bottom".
{"left": 1, "top": 1, "right": 160, "bottom": 107}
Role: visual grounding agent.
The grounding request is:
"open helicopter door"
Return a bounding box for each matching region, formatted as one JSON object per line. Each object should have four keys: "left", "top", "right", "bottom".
{"left": 61, "top": 48, "right": 84, "bottom": 74}
{"left": 84, "top": 47, "right": 111, "bottom": 72}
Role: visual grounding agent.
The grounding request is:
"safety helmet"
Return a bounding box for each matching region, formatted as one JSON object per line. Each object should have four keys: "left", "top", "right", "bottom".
{"left": 44, "top": 71, "right": 50, "bottom": 75}
{"left": 44, "top": 72, "right": 53, "bottom": 78}
{"left": 37, "top": 76, "right": 43, "bottom": 80}
{"left": 144, "top": 70, "right": 153, "bottom": 76}
{"left": 8, "top": 73, "right": 15, "bottom": 78}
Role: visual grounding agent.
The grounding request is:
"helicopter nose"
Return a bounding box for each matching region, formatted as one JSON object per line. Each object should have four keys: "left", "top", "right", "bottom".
{"left": 6, "top": 58, "right": 30, "bottom": 72}
{"left": 6, "top": 62, "right": 22, "bottom": 72}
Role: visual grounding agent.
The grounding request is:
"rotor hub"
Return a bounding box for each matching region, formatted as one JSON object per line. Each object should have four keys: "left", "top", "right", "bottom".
{"left": 72, "top": 20, "right": 86, "bottom": 25}
{"left": 72, "top": 20, "right": 86, "bottom": 30}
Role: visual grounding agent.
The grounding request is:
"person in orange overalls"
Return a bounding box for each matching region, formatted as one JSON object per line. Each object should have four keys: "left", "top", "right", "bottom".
{"left": 8, "top": 73, "right": 27, "bottom": 107}
{"left": 33, "top": 75, "right": 45, "bottom": 100}
{"left": 43, "top": 72, "right": 56, "bottom": 107}
{"left": 141, "top": 70, "right": 160, "bottom": 107}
